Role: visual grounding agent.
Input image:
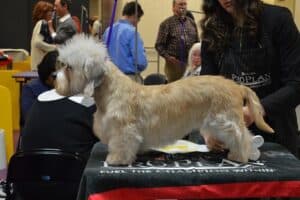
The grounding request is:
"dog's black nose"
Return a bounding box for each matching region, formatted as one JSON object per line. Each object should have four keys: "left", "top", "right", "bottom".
{"left": 51, "top": 71, "right": 57, "bottom": 79}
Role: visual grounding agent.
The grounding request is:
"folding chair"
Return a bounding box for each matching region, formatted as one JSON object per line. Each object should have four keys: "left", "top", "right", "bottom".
{"left": 5, "top": 149, "right": 86, "bottom": 200}
{"left": 0, "top": 70, "right": 21, "bottom": 131}
{"left": 0, "top": 85, "right": 14, "bottom": 162}
{"left": 0, "top": 49, "right": 29, "bottom": 62}
{"left": 144, "top": 73, "right": 168, "bottom": 85}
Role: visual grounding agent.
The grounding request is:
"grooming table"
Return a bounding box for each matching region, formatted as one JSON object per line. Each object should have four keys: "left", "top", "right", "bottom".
{"left": 77, "top": 142, "right": 300, "bottom": 200}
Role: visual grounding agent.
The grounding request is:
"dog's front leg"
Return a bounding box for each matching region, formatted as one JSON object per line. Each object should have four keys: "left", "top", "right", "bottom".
{"left": 106, "top": 129, "right": 142, "bottom": 166}
{"left": 93, "top": 119, "right": 112, "bottom": 145}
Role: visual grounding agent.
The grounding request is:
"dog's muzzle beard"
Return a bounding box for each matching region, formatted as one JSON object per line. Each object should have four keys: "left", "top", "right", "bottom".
{"left": 55, "top": 68, "right": 73, "bottom": 96}
{"left": 56, "top": 67, "right": 96, "bottom": 97}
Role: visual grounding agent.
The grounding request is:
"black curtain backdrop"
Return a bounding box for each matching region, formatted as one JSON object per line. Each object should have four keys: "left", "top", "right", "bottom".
{"left": 0, "top": 0, "right": 89, "bottom": 51}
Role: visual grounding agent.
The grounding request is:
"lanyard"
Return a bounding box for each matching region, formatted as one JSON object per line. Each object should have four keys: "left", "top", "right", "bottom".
{"left": 106, "top": 0, "right": 118, "bottom": 47}
{"left": 180, "top": 20, "right": 186, "bottom": 67}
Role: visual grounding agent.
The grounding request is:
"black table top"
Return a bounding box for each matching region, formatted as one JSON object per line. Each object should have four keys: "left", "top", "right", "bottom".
{"left": 77, "top": 142, "right": 300, "bottom": 200}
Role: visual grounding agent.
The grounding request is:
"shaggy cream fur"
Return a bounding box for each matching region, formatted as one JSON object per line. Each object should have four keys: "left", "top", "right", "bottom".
{"left": 55, "top": 35, "right": 274, "bottom": 165}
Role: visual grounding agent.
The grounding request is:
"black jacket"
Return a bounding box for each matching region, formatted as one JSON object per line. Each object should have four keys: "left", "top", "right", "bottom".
{"left": 201, "top": 4, "right": 300, "bottom": 156}
{"left": 21, "top": 96, "right": 98, "bottom": 161}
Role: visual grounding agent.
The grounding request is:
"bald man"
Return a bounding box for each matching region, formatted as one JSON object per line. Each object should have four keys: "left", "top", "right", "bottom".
{"left": 155, "top": 0, "right": 199, "bottom": 82}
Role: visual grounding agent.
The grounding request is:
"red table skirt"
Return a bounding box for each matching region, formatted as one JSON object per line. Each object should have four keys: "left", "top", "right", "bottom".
{"left": 89, "top": 181, "right": 300, "bottom": 200}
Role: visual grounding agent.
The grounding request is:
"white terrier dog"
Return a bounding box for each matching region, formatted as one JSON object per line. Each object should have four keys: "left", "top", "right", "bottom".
{"left": 55, "top": 35, "right": 274, "bottom": 165}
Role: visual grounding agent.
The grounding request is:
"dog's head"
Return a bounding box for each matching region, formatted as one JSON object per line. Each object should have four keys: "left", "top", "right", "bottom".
{"left": 55, "top": 34, "right": 108, "bottom": 97}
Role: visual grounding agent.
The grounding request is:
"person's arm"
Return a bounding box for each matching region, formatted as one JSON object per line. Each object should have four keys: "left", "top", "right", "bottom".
{"left": 155, "top": 22, "right": 170, "bottom": 59}
{"left": 54, "top": 26, "right": 76, "bottom": 44}
{"left": 32, "top": 21, "right": 56, "bottom": 52}
{"left": 129, "top": 31, "right": 148, "bottom": 72}
{"left": 155, "top": 21, "right": 182, "bottom": 66}
{"left": 21, "top": 84, "right": 35, "bottom": 124}
{"left": 34, "top": 35, "right": 56, "bottom": 52}
{"left": 51, "top": 20, "right": 76, "bottom": 44}
{"left": 200, "top": 40, "right": 219, "bottom": 75}
{"left": 261, "top": 8, "right": 300, "bottom": 115}
{"left": 92, "top": 20, "right": 101, "bottom": 37}
{"left": 191, "top": 20, "right": 200, "bottom": 43}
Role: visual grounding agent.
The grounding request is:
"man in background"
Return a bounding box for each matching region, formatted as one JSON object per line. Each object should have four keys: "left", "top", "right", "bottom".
{"left": 48, "top": 0, "right": 77, "bottom": 44}
{"left": 155, "top": 0, "right": 199, "bottom": 82}
{"left": 102, "top": 1, "right": 148, "bottom": 83}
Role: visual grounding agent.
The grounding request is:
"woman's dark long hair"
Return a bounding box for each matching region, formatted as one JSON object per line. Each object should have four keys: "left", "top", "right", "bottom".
{"left": 200, "top": 0, "right": 263, "bottom": 52}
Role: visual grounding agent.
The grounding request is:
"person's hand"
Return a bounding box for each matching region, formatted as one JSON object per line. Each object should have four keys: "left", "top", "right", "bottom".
{"left": 48, "top": 20, "right": 53, "bottom": 27}
{"left": 243, "top": 106, "right": 255, "bottom": 127}
{"left": 203, "top": 134, "right": 224, "bottom": 151}
{"left": 166, "top": 56, "right": 180, "bottom": 66}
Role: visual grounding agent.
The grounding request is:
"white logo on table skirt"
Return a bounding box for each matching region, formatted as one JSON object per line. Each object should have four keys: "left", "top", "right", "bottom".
{"left": 98, "top": 159, "right": 276, "bottom": 175}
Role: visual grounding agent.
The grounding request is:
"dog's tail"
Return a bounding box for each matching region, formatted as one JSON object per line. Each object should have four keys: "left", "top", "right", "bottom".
{"left": 241, "top": 85, "right": 274, "bottom": 133}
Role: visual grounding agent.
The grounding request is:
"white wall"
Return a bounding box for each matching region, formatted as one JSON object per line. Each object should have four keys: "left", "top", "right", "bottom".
{"left": 263, "top": 0, "right": 275, "bottom": 5}
{"left": 89, "top": 0, "right": 99, "bottom": 17}
{"left": 295, "top": 0, "right": 300, "bottom": 30}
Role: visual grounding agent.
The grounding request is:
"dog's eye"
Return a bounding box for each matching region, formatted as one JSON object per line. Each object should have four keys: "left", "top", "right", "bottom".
{"left": 51, "top": 71, "right": 57, "bottom": 79}
{"left": 56, "top": 61, "right": 67, "bottom": 70}
{"left": 66, "top": 65, "right": 72, "bottom": 70}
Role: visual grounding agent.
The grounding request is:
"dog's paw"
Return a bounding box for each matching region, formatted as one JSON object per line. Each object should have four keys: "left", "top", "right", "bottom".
{"left": 106, "top": 153, "right": 134, "bottom": 166}
{"left": 227, "top": 152, "right": 248, "bottom": 163}
{"left": 249, "top": 149, "right": 261, "bottom": 161}
{"left": 252, "top": 135, "right": 264, "bottom": 149}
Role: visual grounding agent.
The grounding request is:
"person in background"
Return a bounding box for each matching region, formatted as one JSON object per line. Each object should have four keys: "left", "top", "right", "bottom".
{"left": 31, "top": 0, "right": 56, "bottom": 70}
{"left": 200, "top": 0, "right": 300, "bottom": 157}
{"left": 72, "top": 15, "right": 81, "bottom": 33}
{"left": 20, "top": 88, "right": 99, "bottom": 161}
{"left": 183, "top": 42, "right": 201, "bottom": 77}
{"left": 155, "top": 0, "right": 199, "bottom": 82}
{"left": 48, "top": 0, "right": 77, "bottom": 44}
{"left": 21, "top": 51, "right": 58, "bottom": 126}
{"left": 181, "top": 42, "right": 202, "bottom": 143}
{"left": 89, "top": 16, "right": 102, "bottom": 40}
{"left": 102, "top": 1, "right": 148, "bottom": 83}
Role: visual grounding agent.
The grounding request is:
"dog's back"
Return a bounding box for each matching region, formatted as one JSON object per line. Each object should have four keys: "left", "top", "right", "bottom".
{"left": 177, "top": 76, "right": 274, "bottom": 133}
{"left": 138, "top": 76, "right": 247, "bottom": 147}
{"left": 139, "top": 76, "right": 272, "bottom": 151}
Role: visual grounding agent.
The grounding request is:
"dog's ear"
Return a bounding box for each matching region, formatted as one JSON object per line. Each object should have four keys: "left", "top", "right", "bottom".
{"left": 84, "top": 57, "right": 94, "bottom": 78}
{"left": 82, "top": 57, "right": 106, "bottom": 97}
{"left": 84, "top": 57, "right": 105, "bottom": 82}
{"left": 83, "top": 81, "right": 95, "bottom": 97}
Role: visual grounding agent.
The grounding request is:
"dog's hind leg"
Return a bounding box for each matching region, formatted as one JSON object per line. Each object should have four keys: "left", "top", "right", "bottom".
{"left": 226, "top": 127, "right": 252, "bottom": 163}
{"left": 106, "top": 127, "right": 142, "bottom": 166}
{"left": 201, "top": 114, "right": 252, "bottom": 163}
